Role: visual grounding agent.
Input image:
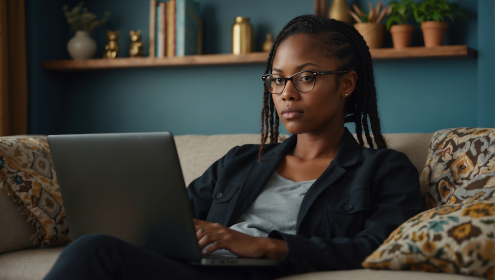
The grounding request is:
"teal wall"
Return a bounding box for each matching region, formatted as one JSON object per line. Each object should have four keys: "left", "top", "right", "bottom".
{"left": 26, "top": 0, "right": 494, "bottom": 136}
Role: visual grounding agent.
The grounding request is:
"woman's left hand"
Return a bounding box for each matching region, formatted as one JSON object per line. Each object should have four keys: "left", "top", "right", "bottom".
{"left": 193, "top": 219, "right": 287, "bottom": 259}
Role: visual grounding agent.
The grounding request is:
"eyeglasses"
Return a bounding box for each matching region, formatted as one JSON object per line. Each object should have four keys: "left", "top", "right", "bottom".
{"left": 262, "top": 70, "right": 347, "bottom": 94}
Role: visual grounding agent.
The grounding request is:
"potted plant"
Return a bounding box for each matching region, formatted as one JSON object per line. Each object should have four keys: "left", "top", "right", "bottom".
{"left": 413, "top": 0, "right": 467, "bottom": 47}
{"left": 386, "top": 0, "right": 416, "bottom": 49}
{"left": 348, "top": 3, "right": 392, "bottom": 49}
{"left": 63, "top": 3, "right": 110, "bottom": 59}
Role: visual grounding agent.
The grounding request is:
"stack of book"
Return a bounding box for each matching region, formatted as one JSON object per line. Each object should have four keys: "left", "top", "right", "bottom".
{"left": 149, "top": 0, "right": 202, "bottom": 57}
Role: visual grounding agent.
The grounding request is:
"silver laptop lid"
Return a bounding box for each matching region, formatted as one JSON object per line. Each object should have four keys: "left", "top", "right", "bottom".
{"left": 48, "top": 132, "right": 202, "bottom": 262}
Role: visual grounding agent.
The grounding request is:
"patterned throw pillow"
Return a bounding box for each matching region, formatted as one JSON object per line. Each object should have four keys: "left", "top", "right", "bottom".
{"left": 421, "top": 128, "right": 495, "bottom": 209}
{"left": 0, "top": 137, "right": 71, "bottom": 247}
{"left": 362, "top": 200, "right": 495, "bottom": 279}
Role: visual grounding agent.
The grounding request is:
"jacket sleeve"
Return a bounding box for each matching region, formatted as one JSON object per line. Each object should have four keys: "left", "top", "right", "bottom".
{"left": 187, "top": 146, "right": 238, "bottom": 221}
{"left": 268, "top": 151, "right": 423, "bottom": 274}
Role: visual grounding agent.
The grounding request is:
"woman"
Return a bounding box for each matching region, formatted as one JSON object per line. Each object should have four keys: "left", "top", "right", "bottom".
{"left": 45, "top": 15, "right": 422, "bottom": 280}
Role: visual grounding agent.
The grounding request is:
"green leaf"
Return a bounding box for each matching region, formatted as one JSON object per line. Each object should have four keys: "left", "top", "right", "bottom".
{"left": 407, "top": 243, "right": 421, "bottom": 254}
{"left": 434, "top": 247, "right": 444, "bottom": 258}
{"left": 447, "top": 216, "right": 459, "bottom": 223}
{"left": 480, "top": 220, "right": 494, "bottom": 225}
{"left": 482, "top": 259, "right": 489, "bottom": 267}
{"left": 432, "top": 12, "right": 442, "bottom": 22}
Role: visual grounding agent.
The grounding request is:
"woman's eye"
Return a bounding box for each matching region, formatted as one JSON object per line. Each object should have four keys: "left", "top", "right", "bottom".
{"left": 300, "top": 75, "right": 314, "bottom": 83}
{"left": 275, "top": 78, "right": 284, "bottom": 85}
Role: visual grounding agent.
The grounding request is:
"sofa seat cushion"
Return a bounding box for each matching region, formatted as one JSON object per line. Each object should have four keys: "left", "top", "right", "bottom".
{"left": 0, "top": 246, "right": 483, "bottom": 280}
{"left": 0, "top": 246, "right": 64, "bottom": 280}
{"left": 278, "top": 269, "right": 483, "bottom": 280}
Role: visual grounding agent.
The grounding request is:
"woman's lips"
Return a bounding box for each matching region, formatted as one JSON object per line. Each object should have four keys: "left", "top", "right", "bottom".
{"left": 281, "top": 107, "right": 303, "bottom": 119}
{"left": 283, "top": 111, "right": 302, "bottom": 119}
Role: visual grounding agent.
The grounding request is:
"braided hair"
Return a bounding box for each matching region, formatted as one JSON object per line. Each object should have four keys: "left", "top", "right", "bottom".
{"left": 258, "top": 15, "right": 387, "bottom": 161}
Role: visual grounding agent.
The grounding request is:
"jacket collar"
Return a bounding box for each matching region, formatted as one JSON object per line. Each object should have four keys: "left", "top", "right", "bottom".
{"left": 261, "top": 127, "right": 362, "bottom": 167}
{"left": 225, "top": 127, "right": 362, "bottom": 227}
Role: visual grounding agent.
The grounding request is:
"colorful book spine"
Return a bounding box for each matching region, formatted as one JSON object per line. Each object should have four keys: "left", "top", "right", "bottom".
{"left": 149, "top": 0, "right": 157, "bottom": 57}
{"left": 155, "top": 5, "right": 160, "bottom": 57}
{"left": 166, "top": 0, "right": 176, "bottom": 57}
{"left": 157, "top": 2, "right": 167, "bottom": 57}
{"left": 176, "top": 0, "right": 200, "bottom": 56}
{"left": 161, "top": 3, "right": 167, "bottom": 57}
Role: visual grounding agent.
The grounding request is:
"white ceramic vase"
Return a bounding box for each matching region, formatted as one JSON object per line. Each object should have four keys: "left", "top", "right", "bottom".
{"left": 67, "top": 31, "right": 97, "bottom": 60}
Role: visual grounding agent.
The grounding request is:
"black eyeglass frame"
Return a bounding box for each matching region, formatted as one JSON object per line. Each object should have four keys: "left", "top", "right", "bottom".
{"left": 261, "top": 70, "right": 347, "bottom": 94}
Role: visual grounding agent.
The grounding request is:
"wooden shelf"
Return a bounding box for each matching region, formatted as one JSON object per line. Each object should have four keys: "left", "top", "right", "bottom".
{"left": 42, "top": 45, "right": 476, "bottom": 71}
{"left": 371, "top": 45, "right": 477, "bottom": 61}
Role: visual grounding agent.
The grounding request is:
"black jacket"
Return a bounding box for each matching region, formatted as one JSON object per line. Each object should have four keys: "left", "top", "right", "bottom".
{"left": 187, "top": 128, "right": 423, "bottom": 274}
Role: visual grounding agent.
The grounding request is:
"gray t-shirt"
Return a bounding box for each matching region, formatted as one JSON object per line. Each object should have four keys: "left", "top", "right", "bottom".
{"left": 229, "top": 171, "right": 316, "bottom": 237}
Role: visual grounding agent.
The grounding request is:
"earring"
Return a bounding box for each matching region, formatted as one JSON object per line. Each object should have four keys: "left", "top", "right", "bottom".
{"left": 345, "top": 94, "right": 348, "bottom": 97}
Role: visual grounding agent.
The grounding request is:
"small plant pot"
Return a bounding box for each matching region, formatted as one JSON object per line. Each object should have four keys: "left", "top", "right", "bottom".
{"left": 354, "top": 23, "right": 385, "bottom": 49}
{"left": 390, "top": 25, "right": 414, "bottom": 49}
{"left": 421, "top": 21, "right": 448, "bottom": 47}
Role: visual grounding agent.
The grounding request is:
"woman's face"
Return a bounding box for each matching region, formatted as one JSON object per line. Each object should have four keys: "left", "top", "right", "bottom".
{"left": 271, "top": 33, "right": 356, "bottom": 135}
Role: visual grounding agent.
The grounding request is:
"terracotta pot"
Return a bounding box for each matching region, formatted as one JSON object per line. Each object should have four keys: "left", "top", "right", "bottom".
{"left": 390, "top": 25, "right": 414, "bottom": 49}
{"left": 354, "top": 23, "right": 385, "bottom": 49}
{"left": 421, "top": 21, "right": 448, "bottom": 47}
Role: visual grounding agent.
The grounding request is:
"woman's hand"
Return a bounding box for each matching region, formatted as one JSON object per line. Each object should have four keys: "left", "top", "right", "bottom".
{"left": 193, "top": 219, "right": 287, "bottom": 260}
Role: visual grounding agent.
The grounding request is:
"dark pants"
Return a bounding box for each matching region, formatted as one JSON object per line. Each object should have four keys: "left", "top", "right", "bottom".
{"left": 44, "top": 234, "right": 287, "bottom": 280}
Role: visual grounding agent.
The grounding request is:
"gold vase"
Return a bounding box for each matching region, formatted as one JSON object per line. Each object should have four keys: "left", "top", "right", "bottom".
{"left": 328, "top": 0, "right": 352, "bottom": 25}
{"left": 232, "top": 17, "right": 253, "bottom": 55}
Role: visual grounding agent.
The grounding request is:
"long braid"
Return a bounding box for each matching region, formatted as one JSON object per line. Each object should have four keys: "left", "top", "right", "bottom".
{"left": 258, "top": 15, "right": 387, "bottom": 161}
{"left": 269, "top": 97, "right": 275, "bottom": 143}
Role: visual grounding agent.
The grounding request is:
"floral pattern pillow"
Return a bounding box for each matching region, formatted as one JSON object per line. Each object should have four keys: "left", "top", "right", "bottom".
{"left": 0, "top": 137, "right": 71, "bottom": 247}
{"left": 362, "top": 200, "right": 495, "bottom": 279}
{"left": 421, "top": 128, "right": 495, "bottom": 209}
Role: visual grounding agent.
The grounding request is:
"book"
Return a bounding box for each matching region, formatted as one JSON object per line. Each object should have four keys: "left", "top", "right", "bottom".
{"left": 157, "top": 2, "right": 167, "bottom": 57}
{"left": 149, "top": 0, "right": 157, "bottom": 57}
{"left": 175, "top": 0, "right": 200, "bottom": 56}
{"left": 166, "top": 0, "right": 176, "bottom": 57}
{"left": 161, "top": 3, "right": 167, "bottom": 57}
{"left": 155, "top": 5, "right": 160, "bottom": 57}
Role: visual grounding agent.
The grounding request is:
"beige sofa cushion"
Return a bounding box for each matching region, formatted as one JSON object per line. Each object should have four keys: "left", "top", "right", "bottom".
{"left": 0, "top": 247, "right": 482, "bottom": 280}
{"left": 175, "top": 133, "right": 434, "bottom": 186}
{"left": 0, "top": 246, "right": 481, "bottom": 280}
{"left": 0, "top": 247, "right": 64, "bottom": 280}
{"left": 278, "top": 269, "right": 483, "bottom": 280}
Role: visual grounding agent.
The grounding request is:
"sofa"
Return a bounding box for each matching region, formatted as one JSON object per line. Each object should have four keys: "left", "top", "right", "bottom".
{"left": 0, "top": 132, "right": 487, "bottom": 280}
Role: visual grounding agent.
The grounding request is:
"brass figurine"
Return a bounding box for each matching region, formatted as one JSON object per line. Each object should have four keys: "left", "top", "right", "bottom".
{"left": 103, "top": 30, "right": 119, "bottom": 58}
{"left": 129, "top": 30, "right": 143, "bottom": 57}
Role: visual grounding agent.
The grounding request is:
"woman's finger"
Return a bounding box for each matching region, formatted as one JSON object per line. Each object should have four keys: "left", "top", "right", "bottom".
{"left": 202, "top": 240, "right": 228, "bottom": 256}
{"left": 198, "top": 232, "right": 225, "bottom": 250}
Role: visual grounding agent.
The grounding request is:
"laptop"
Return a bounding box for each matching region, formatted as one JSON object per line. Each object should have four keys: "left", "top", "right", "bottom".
{"left": 48, "top": 132, "right": 279, "bottom": 266}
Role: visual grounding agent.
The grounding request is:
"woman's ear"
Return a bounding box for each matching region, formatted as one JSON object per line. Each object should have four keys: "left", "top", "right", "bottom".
{"left": 341, "top": 71, "right": 357, "bottom": 98}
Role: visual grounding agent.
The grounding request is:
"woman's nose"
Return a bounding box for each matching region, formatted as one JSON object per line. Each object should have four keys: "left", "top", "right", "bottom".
{"left": 281, "top": 80, "right": 300, "bottom": 101}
